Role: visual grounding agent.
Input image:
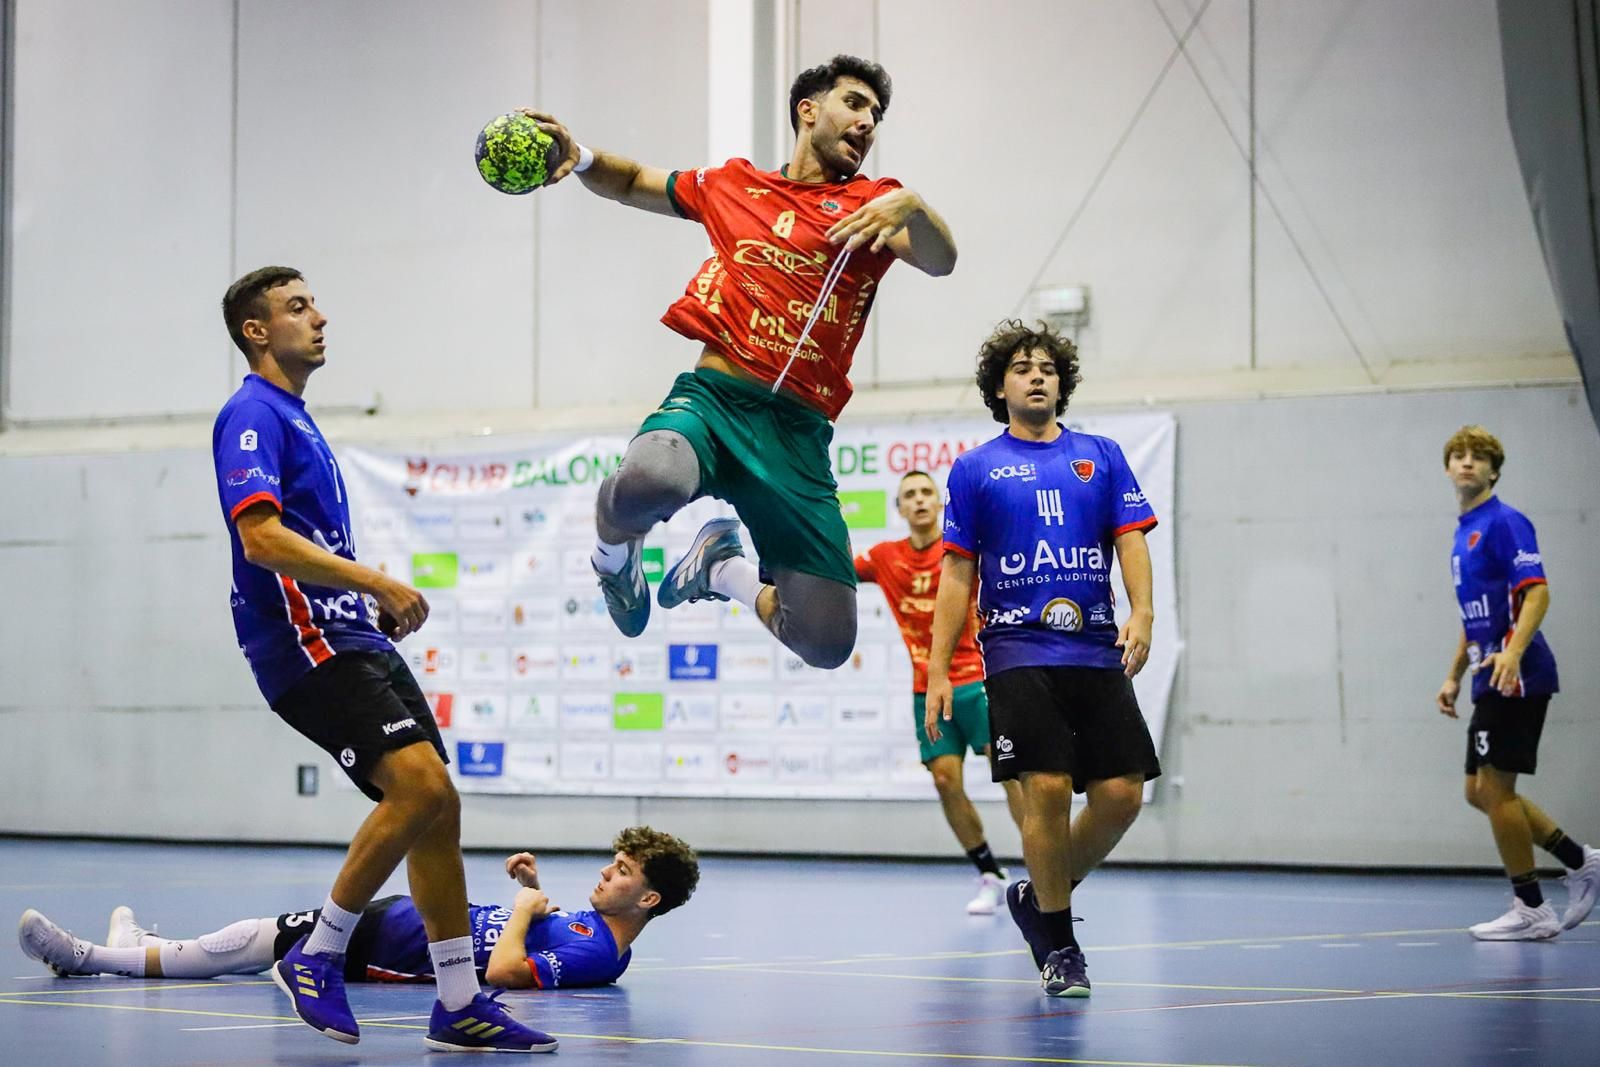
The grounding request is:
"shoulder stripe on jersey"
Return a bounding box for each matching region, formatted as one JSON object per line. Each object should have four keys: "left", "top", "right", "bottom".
{"left": 229, "top": 491, "right": 282, "bottom": 520}
{"left": 943, "top": 542, "right": 976, "bottom": 559}
{"left": 525, "top": 957, "right": 543, "bottom": 988}
{"left": 278, "top": 576, "right": 335, "bottom": 666}
{"left": 1112, "top": 516, "right": 1159, "bottom": 537}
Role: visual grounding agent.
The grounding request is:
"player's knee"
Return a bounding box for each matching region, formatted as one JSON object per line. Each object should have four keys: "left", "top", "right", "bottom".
{"left": 1464, "top": 778, "right": 1485, "bottom": 811}
{"left": 927, "top": 761, "right": 962, "bottom": 797}
{"left": 797, "top": 628, "right": 855, "bottom": 670}
{"left": 1098, "top": 778, "right": 1144, "bottom": 829}
{"left": 1022, "top": 773, "right": 1074, "bottom": 814}
{"left": 604, "top": 433, "right": 698, "bottom": 527}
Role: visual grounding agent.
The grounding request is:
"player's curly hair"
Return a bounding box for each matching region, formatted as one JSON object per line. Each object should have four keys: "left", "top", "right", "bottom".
{"left": 1443, "top": 425, "right": 1504, "bottom": 485}
{"left": 222, "top": 265, "right": 303, "bottom": 360}
{"left": 615, "top": 826, "right": 700, "bottom": 918}
{"left": 974, "top": 319, "right": 1081, "bottom": 424}
{"left": 789, "top": 55, "right": 892, "bottom": 133}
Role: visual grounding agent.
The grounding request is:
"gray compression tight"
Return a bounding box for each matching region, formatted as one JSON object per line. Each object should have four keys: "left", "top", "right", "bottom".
{"left": 596, "top": 429, "right": 858, "bottom": 668}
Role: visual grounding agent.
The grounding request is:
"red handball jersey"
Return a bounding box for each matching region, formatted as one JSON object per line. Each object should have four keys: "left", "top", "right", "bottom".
{"left": 856, "top": 537, "right": 986, "bottom": 694}
{"left": 662, "top": 158, "right": 902, "bottom": 419}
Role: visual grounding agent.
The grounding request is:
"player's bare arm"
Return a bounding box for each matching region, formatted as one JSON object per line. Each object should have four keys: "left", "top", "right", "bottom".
{"left": 233, "top": 503, "right": 429, "bottom": 637}
{"left": 926, "top": 553, "right": 978, "bottom": 740}
{"left": 505, "top": 852, "right": 541, "bottom": 890}
{"left": 1113, "top": 528, "right": 1154, "bottom": 678}
{"left": 827, "top": 187, "right": 957, "bottom": 276}
{"left": 514, "top": 109, "right": 676, "bottom": 216}
{"left": 1481, "top": 582, "right": 1550, "bottom": 696}
{"left": 1437, "top": 631, "right": 1469, "bottom": 717}
{"left": 483, "top": 887, "right": 556, "bottom": 989}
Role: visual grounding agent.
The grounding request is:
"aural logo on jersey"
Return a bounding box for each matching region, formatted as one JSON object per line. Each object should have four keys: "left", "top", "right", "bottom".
{"left": 1467, "top": 530, "right": 1482, "bottom": 550}
{"left": 985, "top": 605, "right": 1030, "bottom": 625}
{"left": 239, "top": 429, "right": 258, "bottom": 452}
{"left": 997, "top": 541, "right": 1106, "bottom": 577}
{"left": 1041, "top": 597, "right": 1083, "bottom": 632}
{"left": 1513, "top": 550, "right": 1542, "bottom": 567}
{"left": 988, "top": 463, "right": 1037, "bottom": 481}
{"left": 1036, "top": 489, "right": 1064, "bottom": 526}
{"left": 567, "top": 921, "right": 594, "bottom": 938}
{"left": 1072, "top": 459, "right": 1096, "bottom": 482}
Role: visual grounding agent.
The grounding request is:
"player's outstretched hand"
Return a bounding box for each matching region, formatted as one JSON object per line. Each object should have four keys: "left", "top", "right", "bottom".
{"left": 506, "top": 851, "right": 540, "bottom": 889}
{"left": 375, "top": 578, "right": 429, "bottom": 640}
{"left": 827, "top": 187, "right": 924, "bottom": 253}
{"left": 925, "top": 676, "right": 954, "bottom": 742}
{"left": 513, "top": 886, "right": 557, "bottom": 919}
{"left": 514, "top": 109, "right": 580, "bottom": 187}
{"left": 1116, "top": 611, "right": 1152, "bottom": 678}
{"left": 1436, "top": 678, "right": 1460, "bottom": 718}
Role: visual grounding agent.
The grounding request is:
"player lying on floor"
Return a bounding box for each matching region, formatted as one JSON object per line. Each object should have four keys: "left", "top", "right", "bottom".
{"left": 18, "top": 826, "right": 697, "bottom": 991}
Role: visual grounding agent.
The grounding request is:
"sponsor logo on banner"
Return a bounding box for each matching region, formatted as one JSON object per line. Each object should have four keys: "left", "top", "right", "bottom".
{"left": 612, "top": 646, "right": 666, "bottom": 683}
{"left": 612, "top": 743, "right": 663, "bottom": 780}
{"left": 511, "top": 644, "right": 559, "bottom": 681}
{"left": 459, "top": 598, "right": 508, "bottom": 633}
{"left": 664, "top": 694, "right": 718, "bottom": 732}
{"left": 505, "top": 741, "right": 558, "bottom": 781}
{"left": 508, "top": 692, "right": 557, "bottom": 732}
{"left": 667, "top": 599, "right": 721, "bottom": 632}
{"left": 721, "top": 693, "right": 774, "bottom": 731}
{"left": 838, "top": 490, "right": 887, "bottom": 529}
{"left": 841, "top": 644, "right": 888, "bottom": 680}
{"left": 408, "top": 509, "right": 457, "bottom": 539}
{"left": 562, "top": 549, "right": 598, "bottom": 586}
{"left": 720, "top": 643, "right": 775, "bottom": 681}
{"left": 513, "top": 507, "right": 552, "bottom": 536}
{"left": 614, "top": 692, "right": 665, "bottom": 731}
{"left": 640, "top": 547, "right": 665, "bottom": 585}
{"left": 409, "top": 646, "right": 458, "bottom": 679}
{"left": 512, "top": 550, "right": 558, "bottom": 588}
{"left": 458, "top": 554, "right": 510, "bottom": 589}
{"left": 559, "top": 692, "right": 613, "bottom": 732}
{"left": 664, "top": 743, "right": 717, "bottom": 780}
{"left": 778, "top": 652, "right": 822, "bottom": 681}
{"left": 562, "top": 594, "right": 612, "bottom": 630}
{"left": 424, "top": 692, "right": 454, "bottom": 728}
{"left": 560, "top": 742, "right": 611, "bottom": 780}
{"left": 459, "top": 692, "right": 508, "bottom": 733}
{"left": 461, "top": 646, "right": 509, "bottom": 681}
{"left": 775, "top": 745, "right": 830, "bottom": 781}
{"left": 412, "top": 552, "right": 459, "bottom": 589}
{"left": 833, "top": 746, "right": 889, "bottom": 781}
{"left": 509, "top": 596, "right": 560, "bottom": 632}
{"left": 418, "top": 598, "right": 457, "bottom": 632}
{"left": 721, "top": 746, "right": 774, "bottom": 779}
{"left": 775, "top": 696, "right": 830, "bottom": 731}
{"left": 457, "top": 741, "right": 505, "bottom": 777}
{"left": 457, "top": 507, "right": 509, "bottom": 542}
{"left": 835, "top": 698, "right": 887, "bottom": 731}
{"left": 561, "top": 644, "right": 610, "bottom": 681}
{"left": 558, "top": 505, "right": 600, "bottom": 540}
{"left": 669, "top": 644, "right": 719, "bottom": 681}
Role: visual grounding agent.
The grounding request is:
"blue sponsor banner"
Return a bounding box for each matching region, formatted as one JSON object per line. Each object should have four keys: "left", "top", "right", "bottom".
{"left": 457, "top": 741, "right": 506, "bottom": 777}
{"left": 667, "top": 643, "right": 719, "bottom": 681}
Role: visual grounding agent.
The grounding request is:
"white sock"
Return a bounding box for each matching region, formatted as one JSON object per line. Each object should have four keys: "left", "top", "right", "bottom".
{"left": 429, "top": 935, "right": 481, "bottom": 1010}
{"left": 709, "top": 556, "right": 764, "bottom": 610}
{"left": 155, "top": 919, "right": 277, "bottom": 978}
{"left": 83, "top": 944, "right": 145, "bottom": 977}
{"left": 592, "top": 538, "right": 632, "bottom": 575}
{"left": 303, "top": 897, "right": 360, "bottom": 957}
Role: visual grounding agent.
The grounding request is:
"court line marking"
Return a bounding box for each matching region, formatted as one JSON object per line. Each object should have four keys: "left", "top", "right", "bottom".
{"left": 0, "top": 979, "right": 272, "bottom": 998}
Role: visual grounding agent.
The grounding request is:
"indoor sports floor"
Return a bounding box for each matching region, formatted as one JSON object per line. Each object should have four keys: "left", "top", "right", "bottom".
{"left": 1, "top": 839, "right": 1595, "bottom": 1065}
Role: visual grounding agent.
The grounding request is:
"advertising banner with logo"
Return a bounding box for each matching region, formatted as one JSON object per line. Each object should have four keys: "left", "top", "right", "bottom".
{"left": 341, "top": 412, "right": 1177, "bottom": 800}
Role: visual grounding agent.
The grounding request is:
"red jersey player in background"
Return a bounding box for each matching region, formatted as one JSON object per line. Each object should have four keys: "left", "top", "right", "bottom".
{"left": 857, "top": 471, "right": 1024, "bottom": 914}
{"left": 525, "top": 55, "right": 957, "bottom": 669}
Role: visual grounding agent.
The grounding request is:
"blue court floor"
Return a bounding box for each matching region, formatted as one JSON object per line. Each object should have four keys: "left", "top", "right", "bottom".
{"left": 1, "top": 839, "right": 1596, "bottom": 1065}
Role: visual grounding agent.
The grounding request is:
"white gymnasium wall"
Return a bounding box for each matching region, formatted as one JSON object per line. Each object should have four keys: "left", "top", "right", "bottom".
{"left": 2, "top": 2, "right": 1593, "bottom": 862}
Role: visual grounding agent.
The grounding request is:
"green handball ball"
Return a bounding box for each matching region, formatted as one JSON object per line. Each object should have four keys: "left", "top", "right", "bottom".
{"left": 475, "top": 113, "right": 561, "bottom": 195}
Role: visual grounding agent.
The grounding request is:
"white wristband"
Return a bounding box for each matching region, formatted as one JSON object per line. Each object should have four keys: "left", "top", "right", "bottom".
{"left": 574, "top": 143, "right": 595, "bottom": 173}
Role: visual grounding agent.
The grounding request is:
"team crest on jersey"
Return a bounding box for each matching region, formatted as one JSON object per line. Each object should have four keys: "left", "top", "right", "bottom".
{"left": 819, "top": 199, "right": 843, "bottom": 214}
{"left": 567, "top": 921, "right": 594, "bottom": 938}
{"left": 1071, "top": 459, "right": 1096, "bottom": 482}
{"left": 1467, "top": 531, "right": 1482, "bottom": 549}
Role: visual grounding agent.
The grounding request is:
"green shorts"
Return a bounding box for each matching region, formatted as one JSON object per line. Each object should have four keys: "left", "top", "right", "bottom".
{"left": 913, "top": 681, "right": 992, "bottom": 763}
{"left": 636, "top": 368, "right": 855, "bottom": 587}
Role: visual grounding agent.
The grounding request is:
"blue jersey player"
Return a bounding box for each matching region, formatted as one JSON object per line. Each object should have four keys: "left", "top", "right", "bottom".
{"left": 1435, "top": 426, "right": 1598, "bottom": 941}
{"left": 204, "top": 267, "right": 551, "bottom": 1053}
{"left": 19, "top": 827, "right": 698, "bottom": 994}
{"left": 927, "top": 320, "right": 1162, "bottom": 999}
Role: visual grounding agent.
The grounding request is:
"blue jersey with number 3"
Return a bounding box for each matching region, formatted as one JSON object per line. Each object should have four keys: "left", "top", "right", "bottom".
{"left": 1451, "top": 496, "right": 1557, "bottom": 700}
{"left": 212, "top": 374, "right": 390, "bottom": 703}
{"left": 943, "top": 427, "right": 1156, "bottom": 674}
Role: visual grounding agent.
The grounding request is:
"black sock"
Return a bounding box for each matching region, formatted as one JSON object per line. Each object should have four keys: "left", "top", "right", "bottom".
{"left": 966, "top": 842, "right": 1003, "bottom": 878}
{"left": 1511, "top": 871, "right": 1544, "bottom": 908}
{"left": 1038, "top": 905, "right": 1078, "bottom": 952}
{"left": 1542, "top": 829, "right": 1586, "bottom": 870}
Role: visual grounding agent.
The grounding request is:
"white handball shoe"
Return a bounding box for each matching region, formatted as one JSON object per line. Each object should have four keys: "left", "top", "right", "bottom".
{"left": 1561, "top": 846, "right": 1600, "bottom": 930}
{"left": 107, "top": 905, "right": 152, "bottom": 949}
{"left": 1468, "top": 898, "right": 1561, "bottom": 941}
{"left": 17, "top": 909, "right": 93, "bottom": 976}
{"left": 966, "top": 871, "right": 1009, "bottom": 915}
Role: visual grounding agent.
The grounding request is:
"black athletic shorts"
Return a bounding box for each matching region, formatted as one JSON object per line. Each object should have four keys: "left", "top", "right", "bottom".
{"left": 270, "top": 650, "right": 447, "bottom": 801}
{"left": 983, "top": 665, "right": 1162, "bottom": 791}
{"left": 272, "top": 894, "right": 402, "bottom": 981}
{"left": 1465, "top": 692, "right": 1551, "bottom": 775}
